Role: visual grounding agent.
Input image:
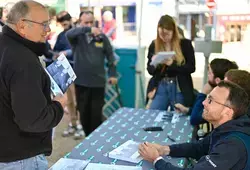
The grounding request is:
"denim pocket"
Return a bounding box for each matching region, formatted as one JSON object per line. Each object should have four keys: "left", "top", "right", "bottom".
{"left": 34, "top": 154, "right": 48, "bottom": 170}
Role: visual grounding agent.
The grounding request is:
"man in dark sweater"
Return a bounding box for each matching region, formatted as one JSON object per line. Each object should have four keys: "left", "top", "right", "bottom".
{"left": 0, "top": 1, "right": 66, "bottom": 169}
{"left": 66, "top": 11, "right": 117, "bottom": 136}
{"left": 139, "top": 81, "right": 250, "bottom": 170}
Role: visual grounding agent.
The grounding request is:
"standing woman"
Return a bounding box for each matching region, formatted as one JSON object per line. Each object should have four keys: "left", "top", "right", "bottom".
{"left": 147, "top": 15, "right": 195, "bottom": 111}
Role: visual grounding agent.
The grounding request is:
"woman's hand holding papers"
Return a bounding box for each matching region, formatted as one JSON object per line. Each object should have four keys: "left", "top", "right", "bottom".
{"left": 163, "top": 57, "right": 174, "bottom": 66}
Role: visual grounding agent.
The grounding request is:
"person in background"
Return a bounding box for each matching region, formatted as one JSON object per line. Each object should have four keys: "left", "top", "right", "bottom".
{"left": 66, "top": 11, "right": 117, "bottom": 136}
{"left": 224, "top": 69, "right": 250, "bottom": 115}
{"left": 102, "top": 10, "right": 116, "bottom": 41}
{"left": 147, "top": 14, "right": 196, "bottom": 111}
{"left": 54, "top": 11, "right": 84, "bottom": 139}
{"left": 224, "top": 69, "right": 250, "bottom": 99}
{"left": 0, "top": 1, "right": 66, "bottom": 169}
{"left": 0, "top": 2, "right": 14, "bottom": 32}
{"left": 139, "top": 81, "right": 250, "bottom": 170}
{"left": 175, "top": 58, "right": 238, "bottom": 125}
{"left": 146, "top": 24, "right": 185, "bottom": 108}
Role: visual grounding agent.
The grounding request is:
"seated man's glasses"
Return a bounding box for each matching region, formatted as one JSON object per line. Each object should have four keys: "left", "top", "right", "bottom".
{"left": 207, "top": 95, "right": 232, "bottom": 109}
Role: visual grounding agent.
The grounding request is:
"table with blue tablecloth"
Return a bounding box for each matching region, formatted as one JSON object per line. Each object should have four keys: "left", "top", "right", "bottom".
{"left": 63, "top": 107, "right": 194, "bottom": 169}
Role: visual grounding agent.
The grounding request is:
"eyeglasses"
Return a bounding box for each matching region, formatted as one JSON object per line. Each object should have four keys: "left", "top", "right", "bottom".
{"left": 84, "top": 21, "right": 94, "bottom": 25}
{"left": 22, "top": 19, "right": 50, "bottom": 31}
{"left": 206, "top": 95, "right": 232, "bottom": 109}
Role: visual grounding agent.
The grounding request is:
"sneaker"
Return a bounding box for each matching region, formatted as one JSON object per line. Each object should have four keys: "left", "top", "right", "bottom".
{"left": 62, "top": 124, "right": 76, "bottom": 137}
{"left": 74, "top": 129, "right": 85, "bottom": 140}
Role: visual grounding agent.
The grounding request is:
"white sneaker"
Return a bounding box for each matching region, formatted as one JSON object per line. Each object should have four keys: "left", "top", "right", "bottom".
{"left": 74, "top": 129, "right": 85, "bottom": 140}
{"left": 62, "top": 124, "right": 76, "bottom": 137}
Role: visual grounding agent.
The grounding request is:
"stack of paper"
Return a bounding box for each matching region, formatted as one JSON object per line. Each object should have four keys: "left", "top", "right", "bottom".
{"left": 85, "top": 163, "right": 142, "bottom": 170}
{"left": 108, "top": 140, "right": 142, "bottom": 163}
{"left": 49, "top": 158, "right": 89, "bottom": 170}
{"left": 150, "top": 51, "right": 175, "bottom": 66}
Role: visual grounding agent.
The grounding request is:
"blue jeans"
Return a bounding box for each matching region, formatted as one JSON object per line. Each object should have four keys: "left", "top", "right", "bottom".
{"left": 0, "top": 154, "right": 48, "bottom": 170}
{"left": 150, "top": 79, "right": 184, "bottom": 111}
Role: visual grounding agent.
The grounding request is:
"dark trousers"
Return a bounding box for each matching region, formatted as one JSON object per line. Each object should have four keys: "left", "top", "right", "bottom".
{"left": 75, "top": 85, "right": 105, "bottom": 136}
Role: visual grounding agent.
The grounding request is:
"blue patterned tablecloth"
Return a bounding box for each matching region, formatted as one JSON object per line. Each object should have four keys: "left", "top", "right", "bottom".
{"left": 64, "top": 107, "right": 194, "bottom": 170}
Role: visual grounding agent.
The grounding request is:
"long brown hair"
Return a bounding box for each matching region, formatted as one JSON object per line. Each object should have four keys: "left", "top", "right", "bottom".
{"left": 155, "top": 15, "right": 185, "bottom": 65}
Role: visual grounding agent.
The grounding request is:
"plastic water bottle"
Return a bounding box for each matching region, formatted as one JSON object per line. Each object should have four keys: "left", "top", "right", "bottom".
{"left": 197, "top": 129, "right": 205, "bottom": 140}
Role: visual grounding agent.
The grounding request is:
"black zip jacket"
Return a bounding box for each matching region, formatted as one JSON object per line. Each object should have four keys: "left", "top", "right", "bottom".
{"left": 0, "top": 26, "right": 64, "bottom": 162}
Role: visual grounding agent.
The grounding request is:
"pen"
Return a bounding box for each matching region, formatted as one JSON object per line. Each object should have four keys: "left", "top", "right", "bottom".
{"left": 167, "top": 135, "right": 176, "bottom": 142}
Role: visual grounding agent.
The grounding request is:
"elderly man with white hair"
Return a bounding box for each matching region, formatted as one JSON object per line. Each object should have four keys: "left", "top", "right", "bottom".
{"left": 0, "top": 2, "right": 15, "bottom": 31}
{"left": 102, "top": 10, "right": 116, "bottom": 41}
{"left": 0, "top": 1, "right": 67, "bottom": 169}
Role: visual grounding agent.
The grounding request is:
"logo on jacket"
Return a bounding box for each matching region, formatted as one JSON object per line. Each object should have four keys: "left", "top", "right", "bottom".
{"left": 205, "top": 155, "right": 217, "bottom": 167}
{"left": 95, "top": 42, "right": 103, "bottom": 48}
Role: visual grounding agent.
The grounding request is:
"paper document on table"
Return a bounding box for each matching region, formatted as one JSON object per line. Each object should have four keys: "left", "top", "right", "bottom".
{"left": 150, "top": 51, "right": 175, "bottom": 66}
{"left": 48, "top": 158, "right": 89, "bottom": 170}
{"left": 171, "top": 113, "right": 180, "bottom": 124}
{"left": 154, "top": 111, "right": 173, "bottom": 122}
{"left": 85, "top": 163, "right": 142, "bottom": 170}
{"left": 108, "top": 140, "right": 142, "bottom": 163}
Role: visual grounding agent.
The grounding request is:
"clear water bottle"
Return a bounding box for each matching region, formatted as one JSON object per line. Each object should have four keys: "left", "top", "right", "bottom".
{"left": 197, "top": 129, "right": 205, "bottom": 140}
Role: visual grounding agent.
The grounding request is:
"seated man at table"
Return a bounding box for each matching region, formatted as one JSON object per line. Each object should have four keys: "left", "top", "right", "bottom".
{"left": 139, "top": 81, "right": 250, "bottom": 170}
{"left": 175, "top": 58, "right": 238, "bottom": 125}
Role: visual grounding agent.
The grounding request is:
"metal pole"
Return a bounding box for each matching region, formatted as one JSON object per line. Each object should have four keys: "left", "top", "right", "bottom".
{"left": 88, "top": 0, "right": 91, "bottom": 10}
{"left": 175, "top": 0, "right": 179, "bottom": 25}
{"left": 135, "top": 0, "right": 144, "bottom": 108}
{"left": 138, "top": 0, "right": 143, "bottom": 48}
{"left": 203, "top": 54, "right": 209, "bottom": 86}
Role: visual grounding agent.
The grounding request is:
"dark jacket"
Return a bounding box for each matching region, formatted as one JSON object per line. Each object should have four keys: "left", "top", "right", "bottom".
{"left": 0, "top": 26, "right": 64, "bottom": 162}
{"left": 155, "top": 115, "right": 250, "bottom": 170}
{"left": 147, "top": 39, "right": 196, "bottom": 107}
{"left": 53, "top": 30, "right": 74, "bottom": 64}
{"left": 66, "top": 27, "right": 116, "bottom": 87}
{"left": 190, "top": 93, "right": 207, "bottom": 125}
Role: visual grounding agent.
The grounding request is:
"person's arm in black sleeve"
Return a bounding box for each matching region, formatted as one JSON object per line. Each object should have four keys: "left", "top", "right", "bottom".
{"left": 66, "top": 26, "right": 92, "bottom": 45}
{"left": 165, "top": 39, "right": 195, "bottom": 74}
{"left": 147, "top": 40, "right": 156, "bottom": 75}
{"left": 155, "top": 137, "right": 247, "bottom": 170}
{"left": 103, "top": 35, "right": 117, "bottom": 77}
{"left": 10, "top": 63, "right": 64, "bottom": 133}
{"left": 169, "top": 135, "right": 210, "bottom": 160}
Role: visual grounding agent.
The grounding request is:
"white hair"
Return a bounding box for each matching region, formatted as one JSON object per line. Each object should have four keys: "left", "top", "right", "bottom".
{"left": 103, "top": 11, "right": 113, "bottom": 21}
{"left": 6, "top": 0, "right": 45, "bottom": 24}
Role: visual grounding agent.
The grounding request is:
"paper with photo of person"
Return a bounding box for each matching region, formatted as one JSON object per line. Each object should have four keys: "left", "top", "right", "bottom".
{"left": 45, "top": 53, "right": 76, "bottom": 96}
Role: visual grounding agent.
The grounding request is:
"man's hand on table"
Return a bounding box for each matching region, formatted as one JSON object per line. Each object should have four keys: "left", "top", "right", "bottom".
{"left": 174, "top": 103, "right": 189, "bottom": 114}
{"left": 139, "top": 142, "right": 160, "bottom": 163}
{"left": 146, "top": 143, "right": 170, "bottom": 156}
{"left": 139, "top": 142, "right": 170, "bottom": 163}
